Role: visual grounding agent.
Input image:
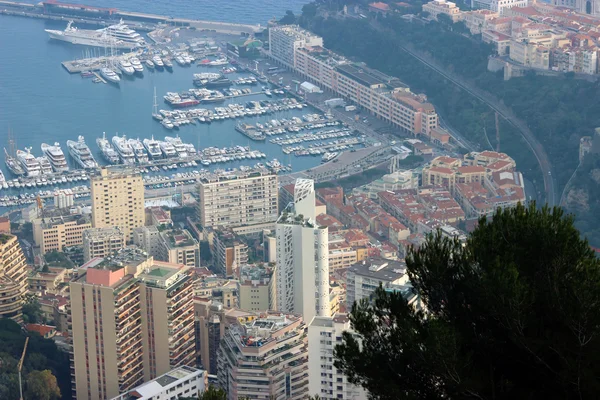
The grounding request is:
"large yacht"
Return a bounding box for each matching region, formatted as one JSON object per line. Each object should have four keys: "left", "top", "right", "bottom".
{"left": 96, "top": 132, "right": 120, "bottom": 164}
{"left": 4, "top": 148, "right": 24, "bottom": 176}
{"left": 45, "top": 21, "right": 129, "bottom": 49}
{"left": 104, "top": 20, "right": 147, "bottom": 48}
{"left": 41, "top": 142, "right": 69, "bottom": 173}
{"left": 158, "top": 141, "right": 177, "bottom": 158}
{"left": 37, "top": 156, "right": 53, "bottom": 175}
{"left": 46, "top": 20, "right": 145, "bottom": 49}
{"left": 164, "top": 136, "right": 189, "bottom": 158}
{"left": 118, "top": 59, "right": 135, "bottom": 76}
{"left": 143, "top": 136, "right": 162, "bottom": 159}
{"left": 67, "top": 136, "right": 98, "bottom": 169}
{"left": 112, "top": 135, "right": 136, "bottom": 165}
{"left": 128, "top": 138, "right": 149, "bottom": 163}
{"left": 129, "top": 57, "right": 144, "bottom": 73}
{"left": 16, "top": 148, "right": 40, "bottom": 177}
{"left": 100, "top": 67, "right": 120, "bottom": 84}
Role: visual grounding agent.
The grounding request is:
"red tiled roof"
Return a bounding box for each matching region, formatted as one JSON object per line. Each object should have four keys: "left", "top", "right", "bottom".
{"left": 26, "top": 324, "right": 56, "bottom": 337}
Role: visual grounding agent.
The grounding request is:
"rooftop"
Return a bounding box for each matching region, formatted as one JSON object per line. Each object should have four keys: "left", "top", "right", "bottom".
{"left": 38, "top": 214, "right": 90, "bottom": 230}
{"left": 114, "top": 366, "right": 204, "bottom": 400}
{"left": 161, "top": 229, "right": 197, "bottom": 249}
{"left": 92, "top": 247, "right": 150, "bottom": 272}
{"left": 137, "top": 262, "right": 189, "bottom": 289}
{"left": 348, "top": 257, "right": 407, "bottom": 281}
{"left": 199, "top": 167, "right": 274, "bottom": 184}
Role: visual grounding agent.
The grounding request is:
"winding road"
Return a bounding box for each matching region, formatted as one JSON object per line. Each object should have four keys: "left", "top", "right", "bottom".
{"left": 369, "top": 20, "right": 557, "bottom": 206}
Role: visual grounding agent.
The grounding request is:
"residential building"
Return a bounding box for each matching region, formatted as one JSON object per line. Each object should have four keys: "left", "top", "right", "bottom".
{"left": 346, "top": 258, "right": 410, "bottom": 308}
{"left": 53, "top": 189, "right": 75, "bottom": 209}
{"left": 0, "top": 216, "right": 10, "bottom": 233}
{"left": 0, "top": 234, "right": 28, "bottom": 323}
{"left": 194, "top": 299, "right": 257, "bottom": 374}
{"left": 28, "top": 267, "right": 66, "bottom": 293}
{"left": 308, "top": 314, "right": 368, "bottom": 400}
{"left": 82, "top": 227, "right": 126, "bottom": 263}
{"left": 269, "top": 25, "right": 324, "bottom": 69}
{"left": 69, "top": 248, "right": 196, "bottom": 400}
{"left": 217, "top": 313, "right": 309, "bottom": 399}
{"left": 145, "top": 206, "right": 173, "bottom": 227}
{"left": 237, "top": 263, "right": 275, "bottom": 312}
{"left": 276, "top": 179, "right": 330, "bottom": 322}
{"left": 422, "top": 155, "right": 487, "bottom": 195}
{"left": 213, "top": 229, "right": 249, "bottom": 276}
{"left": 353, "top": 170, "right": 419, "bottom": 199}
{"left": 90, "top": 168, "right": 144, "bottom": 242}
{"left": 110, "top": 366, "right": 207, "bottom": 400}
{"left": 455, "top": 171, "right": 525, "bottom": 217}
{"left": 423, "top": 0, "right": 465, "bottom": 22}
{"left": 159, "top": 229, "right": 200, "bottom": 268}
{"left": 33, "top": 214, "right": 92, "bottom": 254}
{"left": 262, "top": 230, "right": 277, "bottom": 263}
{"left": 197, "top": 168, "right": 278, "bottom": 231}
{"left": 132, "top": 225, "right": 162, "bottom": 259}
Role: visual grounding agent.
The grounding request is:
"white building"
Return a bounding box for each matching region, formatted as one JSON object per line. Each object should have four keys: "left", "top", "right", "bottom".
{"left": 346, "top": 258, "right": 410, "bottom": 308}
{"left": 276, "top": 179, "right": 330, "bottom": 323}
{"left": 308, "top": 314, "right": 369, "bottom": 400}
{"left": 133, "top": 225, "right": 162, "bottom": 260}
{"left": 422, "top": 0, "right": 464, "bottom": 22}
{"left": 110, "top": 366, "right": 206, "bottom": 400}
{"left": 269, "top": 25, "right": 324, "bottom": 68}
{"left": 490, "top": 0, "right": 528, "bottom": 14}
{"left": 53, "top": 189, "right": 74, "bottom": 209}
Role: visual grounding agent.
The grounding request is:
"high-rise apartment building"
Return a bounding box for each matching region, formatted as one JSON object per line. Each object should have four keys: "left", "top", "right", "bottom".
{"left": 159, "top": 229, "right": 200, "bottom": 268}
{"left": 308, "top": 314, "right": 369, "bottom": 400}
{"left": 0, "top": 234, "right": 28, "bottom": 323}
{"left": 213, "top": 229, "right": 248, "bottom": 276}
{"left": 237, "top": 264, "right": 276, "bottom": 312}
{"left": 82, "top": 227, "right": 126, "bottom": 263}
{"left": 132, "top": 225, "right": 162, "bottom": 259}
{"left": 276, "top": 179, "right": 330, "bottom": 323}
{"left": 33, "top": 214, "right": 92, "bottom": 254}
{"left": 90, "top": 168, "right": 144, "bottom": 242}
{"left": 269, "top": 25, "right": 323, "bottom": 68}
{"left": 218, "top": 313, "right": 309, "bottom": 399}
{"left": 197, "top": 168, "right": 278, "bottom": 231}
{"left": 69, "top": 248, "right": 196, "bottom": 400}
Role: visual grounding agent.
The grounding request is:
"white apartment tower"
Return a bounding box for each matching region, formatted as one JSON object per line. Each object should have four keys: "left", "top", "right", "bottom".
{"left": 308, "top": 314, "right": 369, "bottom": 400}
{"left": 276, "top": 179, "right": 330, "bottom": 323}
{"left": 269, "top": 25, "right": 324, "bottom": 68}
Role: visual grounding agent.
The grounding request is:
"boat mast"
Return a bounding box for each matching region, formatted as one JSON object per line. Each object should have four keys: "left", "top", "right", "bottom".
{"left": 153, "top": 87, "right": 158, "bottom": 115}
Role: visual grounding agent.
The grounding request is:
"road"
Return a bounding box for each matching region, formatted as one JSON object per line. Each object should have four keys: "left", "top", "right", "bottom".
{"left": 369, "top": 21, "right": 557, "bottom": 206}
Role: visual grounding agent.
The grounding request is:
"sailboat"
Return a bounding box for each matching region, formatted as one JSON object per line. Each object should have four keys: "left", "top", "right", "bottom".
{"left": 152, "top": 87, "right": 163, "bottom": 121}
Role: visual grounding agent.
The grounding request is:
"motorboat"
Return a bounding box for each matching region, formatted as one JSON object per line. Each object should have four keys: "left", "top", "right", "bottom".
{"left": 128, "top": 138, "right": 149, "bottom": 163}
{"left": 129, "top": 57, "right": 144, "bottom": 73}
{"left": 96, "top": 132, "right": 120, "bottom": 164}
{"left": 143, "top": 136, "right": 163, "bottom": 159}
{"left": 118, "top": 59, "right": 135, "bottom": 75}
{"left": 158, "top": 141, "right": 177, "bottom": 158}
{"left": 164, "top": 136, "right": 189, "bottom": 158}
{"left": 16, "top": 148, "right": 41, "bottom": 177}
{"left": 152, "top": 55, "right": 164, "bottom": 69}
{"left": 111, "top": 135, "right": 136, "bottom": 165}
{"left": 67, "top": 136, "right": 98, "bottom": 169}
{"left": 100, "top": 67, "right": 120, "bottom": 84}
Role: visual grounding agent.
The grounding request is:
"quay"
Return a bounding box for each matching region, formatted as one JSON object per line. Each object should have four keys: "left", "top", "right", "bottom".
{"left": 62, "top": 53, "right": 138, "bottom": 73}
{"left": 92, "top": 72, "right": 106, "bottom": 84}
{"left": 0, "top": 0, "right": 265, "bottom": 36}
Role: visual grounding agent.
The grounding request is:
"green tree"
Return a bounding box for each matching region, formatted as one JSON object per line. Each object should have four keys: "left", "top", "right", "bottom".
{"left": 22, "top": 294, "right": 43, "bottom": 324}
{"left": 200, "top": 385, "right": 227, "bottom": 400}
{"left": 335, "top": 203, "right": 600, "bottom": 399}
{"left": 25, "top": 370, "right": 61, "bottom": 400}
{"left": 279, "top": 10, "right": 297, "bottom": 25}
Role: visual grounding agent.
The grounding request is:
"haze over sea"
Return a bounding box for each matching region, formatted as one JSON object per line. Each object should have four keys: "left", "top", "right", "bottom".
{"left": 0, "top": 0, "right": 310, "bottom": 178}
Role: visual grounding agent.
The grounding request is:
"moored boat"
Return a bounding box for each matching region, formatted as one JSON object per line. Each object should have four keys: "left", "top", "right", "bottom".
{"left": 41, "top": 142, "right": 69, "bottom": 172}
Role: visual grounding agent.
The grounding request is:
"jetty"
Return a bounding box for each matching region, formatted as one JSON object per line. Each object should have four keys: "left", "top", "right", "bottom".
{"left": 0, "top": 0, "right": 265, "bottom": 35}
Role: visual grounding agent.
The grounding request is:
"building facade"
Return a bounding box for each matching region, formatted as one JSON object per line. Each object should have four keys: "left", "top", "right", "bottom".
{"left": 213, "top": 229, "right": 249, "bottom": 276}
{"left": 0, "top": 234, "right": 28, "bottom": 323}
{"left": 159, "top": 229, "right": 200, "bottom": 268}
{"left": 346, "top": 258, "right": 410, "bottom": 308}
{"left": 217, "top": 313, "right": 309, "bottom": 399}
{"left": 33, "top": 214, "right": 92, "bottom": 254}
{"left": 276, "top": 179, "right": 330, "bottom": 323}
{"left": 132, "top": 225, "right": 162, "bottom": 260}
{"left": 198, "top": 169, "right": 278, "bottom": 231}
{"left": 69, "top": 248, "right": 196, "bottom": 400}
{"left": 82, "top": 227, "right": 126, "bottom": 263}
{"left": 237, "top": 264, "right": 275, "bottom": 312}
{"left": 110, "top": 366, "right": 206, "bottom": 400}
{"left": 269, "top": 25, "right": 324, "bottom": 68}
{"left": 308, "top": 315, "right": 369, "bottom": 400}
{"left": 90, "top": 168, "right": 144, "bottom": 242}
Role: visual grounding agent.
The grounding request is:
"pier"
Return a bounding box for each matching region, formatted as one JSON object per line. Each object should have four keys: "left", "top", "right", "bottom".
{"left": 0, "top": 0, "right": 265, "bottom": 35}
{"left": 62, "top": 52, "right": 138, "bottom": 73}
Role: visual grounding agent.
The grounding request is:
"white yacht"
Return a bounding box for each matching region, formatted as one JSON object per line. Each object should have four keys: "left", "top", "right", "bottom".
{"left": 45, "top": 21, "right": 128, "bottom": 49}
{"left": 143, "top": 136, "right": 163, "bottom": 159}
{"left": 158, "top": 141, "right": 177, "bottom": 158}
{"left": 129, "top": 57, "right": 144, "bottom": 73}
{"left": 118, "top": 59, "right": 135, "bottom": 75}
{"left": 37, "top": 156, "right": 53, "bottom": 175}
{"left": 104, "top": 20, "right": 147, "bottom": 48}
{"left": 111, "top": 135, "right": 136, "bottom": 165}
{"left": 5, "top": 148, "right": 25, "bottom": 176}
{"left": 208, "top": 58, "right": 228, "bottom": 66}
{"left": 16, "top": 148, "right": 41, "bottom": 177}
{"left": 152, "top": 55, "right": 164, "bottom": 69}
{"left": 96, "top": 132, "right": 120, "bottom": 164}
{"left": 128, "top": 138, "right": 149, "bottom": 163}
{"left": 100, "top": 67, "right": 120, "bottom": 84}
{"left": 164, "top": 136, "right": 189, "bottom": 158}
{"left": 41, "top": 142, "right": 69, "bottom": 173}
{"left": 67, "top": 136, "right": 98, "bottom": 169}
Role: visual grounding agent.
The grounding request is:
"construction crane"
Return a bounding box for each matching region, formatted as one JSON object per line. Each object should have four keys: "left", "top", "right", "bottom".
{"left": 18, "top": 337, "right": 29, "bottom": 400}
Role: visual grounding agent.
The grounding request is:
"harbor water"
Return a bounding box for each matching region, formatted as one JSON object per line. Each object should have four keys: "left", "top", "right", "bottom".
{"left": 0, "top": 0, "right": 312, "bottom": 186}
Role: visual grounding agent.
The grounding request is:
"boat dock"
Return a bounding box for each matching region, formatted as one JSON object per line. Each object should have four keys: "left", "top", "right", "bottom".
{"left": 92, "top": 72, "right": 106, "bottom": 84}
{"left": 62, "top": 53, "right": 138, "bottom": 73}
{"left": 0, "top": 0, "right": 265, "bottom": 35}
